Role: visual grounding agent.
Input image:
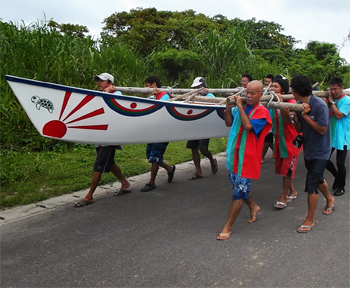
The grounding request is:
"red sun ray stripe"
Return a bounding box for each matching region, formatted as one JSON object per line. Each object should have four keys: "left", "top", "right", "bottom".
{"left": 62, "top": 95, "right": 95, "bottom": 122}
{"left": 59, "top": 91, "right": 72, "bottom": 120}
{"left": 67, "top": 125, "right": 108, "bottom": 130}
{"left": 65, "top": 108, "right": 105, "bottom": 124}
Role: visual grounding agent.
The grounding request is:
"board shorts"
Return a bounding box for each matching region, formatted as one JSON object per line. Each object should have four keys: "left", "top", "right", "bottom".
{"left": 146, "top": 142, "right": 169, "bottom": 164}
{"left": 228, "top": 171, "right": 251, "bottom": 200}
{"left": 186, "top": 139, "right": 210, "bottom": 151}
{"left": 93, "top": 146, "right": 116, "bottom": 173}
{"left": 275, "top": 154, "right": 298, "bottom": 179}
{"left": 304, "top": 158, "right": 328, "bottom": 194}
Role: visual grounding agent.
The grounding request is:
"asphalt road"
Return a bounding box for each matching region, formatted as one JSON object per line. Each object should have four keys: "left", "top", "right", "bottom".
{"left": 1, "top": 151, "right": 349, "bottom": 288}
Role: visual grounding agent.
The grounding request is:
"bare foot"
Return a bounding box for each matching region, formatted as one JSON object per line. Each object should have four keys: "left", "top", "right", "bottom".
{"left": 247, "top": 205, "right": 260, "bottom": 223}
{"left": 216, "top": 231, "right": 231, "bottom": 240}
{"left": 261, "top": 159, "right": 265, "bottom": 164}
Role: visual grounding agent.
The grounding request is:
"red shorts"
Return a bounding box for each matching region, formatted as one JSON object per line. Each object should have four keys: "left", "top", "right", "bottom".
{"left": 275, "top": 153, "right": 298, "bottom": 179}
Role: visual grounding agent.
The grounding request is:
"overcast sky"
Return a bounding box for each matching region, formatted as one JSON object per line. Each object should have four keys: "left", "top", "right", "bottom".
{"left": 1, "top": 0, "right": 350, "bottom": 63}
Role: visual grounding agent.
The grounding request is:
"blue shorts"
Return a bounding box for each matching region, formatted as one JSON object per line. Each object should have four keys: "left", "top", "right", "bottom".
{"left": 304, "top": 158, "right": 327, "bottom": 194}
{"left": 146, "top": 142, "right": 169, "bottom": 164}
{"left": 228, "top": 171, "right": 251, "bottom": 200}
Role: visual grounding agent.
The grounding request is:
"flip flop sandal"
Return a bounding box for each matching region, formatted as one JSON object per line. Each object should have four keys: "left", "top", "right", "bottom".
{"left": 297, "top": 224, "right": 313, "bottom": 233}
{"left": 113, "top": 189, "right": 132, "bottom": 196}
{"left": 286, "top": 195, "right": 297, "bottom": 203}
{"left": 274, "top": 201, "right": 287, "bottom": 209}
{"left": 74, "top": 199, "right": 94, "bottom": 208}
{"left": 140, "top": 184, "right": 156, "bottom": 192}
{"left": 322, "top": 205, "right": 335, "bottom": 215}
{"left": 188, "top": 173, "right": 203, "bottom": 180}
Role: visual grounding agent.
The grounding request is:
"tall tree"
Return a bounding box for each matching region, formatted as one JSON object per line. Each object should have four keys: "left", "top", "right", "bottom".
{"left": 101, "top": 8, "right": 218, "bottom": 56}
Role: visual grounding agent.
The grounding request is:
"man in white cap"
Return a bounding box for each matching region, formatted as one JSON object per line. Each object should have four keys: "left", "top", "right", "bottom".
{"left": 187, "top": 77, "right": 218, "bottom": 180}
{"left": 94, "top": 73, "right": 119, "bottom": 94}
{"left": 75, "top": 73, "right": 130, "bottom": 207}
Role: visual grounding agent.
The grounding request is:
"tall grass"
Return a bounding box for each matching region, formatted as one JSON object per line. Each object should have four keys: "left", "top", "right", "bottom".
{"left": 189, "top": 26, "right": 278, "bottom": 88}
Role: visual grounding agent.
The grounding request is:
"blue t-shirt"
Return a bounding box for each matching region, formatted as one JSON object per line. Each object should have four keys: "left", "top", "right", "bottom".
{"left": 330, "top": 94, "right": 350, "bottom": 150}
{"left": 159, "top": 93, "right": 170, "bottom": 100}
{"left": 297, "top": 94, "right": 331, "bottom": 160}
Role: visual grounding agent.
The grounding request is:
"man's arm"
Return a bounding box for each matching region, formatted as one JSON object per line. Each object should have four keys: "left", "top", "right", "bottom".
{"left": 301, "top": 111, "right": 327, "bottom": 135}
{"left": 330, "top": 103, "right": 346, "bottom": 119}
{"left": 293, "top": 113, "right": 302, "bottom": 133}
{"left": 237, "top": 105, "right": 253, "bottom": 130}
{"left": 227, "top": 95, "right": 252, "bottom": 130}
{"left": 225, "top": 96, "right": 236, "bottom": 127}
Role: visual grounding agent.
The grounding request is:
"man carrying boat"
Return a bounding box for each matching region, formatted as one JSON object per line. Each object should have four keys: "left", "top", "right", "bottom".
{"left": 325, "top": 77, "right": 350, "bottom": 197}
{"left": 74, "top": 73, "right": 131, "bottom": 207}
{"left": 186, "top": 77, "right": 218, "bottom": 180}
{"left": 140, "top": 76, "right": 176, "bottom": 192}
{"left": 240, "top": 74, "right": 253, "bottom": 88}
{"left": 217, "top": 80, "right": 272, "bottom": 240}
{"left": 272, "top": 76, "right": 301, "bottom": 209}
{"left": 291, "top": 74, "right": 335, "bottom": 233}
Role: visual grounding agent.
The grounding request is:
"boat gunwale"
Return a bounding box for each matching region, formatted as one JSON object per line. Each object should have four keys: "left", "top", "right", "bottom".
{"left": 5, "top": 75, "right": 225, "bottom": 110}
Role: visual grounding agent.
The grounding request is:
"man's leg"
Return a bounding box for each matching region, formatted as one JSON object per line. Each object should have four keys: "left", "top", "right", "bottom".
{"left": 217, "top": 199, "right": 243, "bottom": 240}
{"left": 289, "top": 180, "right": 298, "bottom": 197}
{"left": 84, "top": 172, "right": 102, "bottom": 202}
{"left": 326, "top": 148, "right": 338, "bottom": 189}
{"left": 159, "top": 161, "right": 174, "bottom": 173}
{"left": 191, "top": 149, "right": 202, "bottom": 176}
{"left": 275, "top": 176, "right": 292, "bottom": 207}
{"left": 336, "top": 148, "right": 347, "bottom": 190}
{"left": 200, "top": 149, "right": 218, "bottom": 174}
{"left": 243, "top": 195, "right": 260, "bottom": 223}
{"left": 110, "top": 164, "right": 130, "bottom": 190}
{"left": 318, "top": 180, "right": 335, "bottom": 214}
{"left": 298, "top": 192, "right": 318, "bottom": 232}
{"left": 149, "top": 163, "right": 160, "bottom": 186}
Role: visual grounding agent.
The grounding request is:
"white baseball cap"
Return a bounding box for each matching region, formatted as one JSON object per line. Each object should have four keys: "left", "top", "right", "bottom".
{"left": 191, "top": 77, "right": 206, "bottom": 88}
{"left": 94, "top": 73, "right": 114, "bottom": 84}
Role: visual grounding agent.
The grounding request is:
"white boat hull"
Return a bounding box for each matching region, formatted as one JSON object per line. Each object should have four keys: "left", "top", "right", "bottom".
{"left": 6, "top": 75, "right": 230, "bottom": 145}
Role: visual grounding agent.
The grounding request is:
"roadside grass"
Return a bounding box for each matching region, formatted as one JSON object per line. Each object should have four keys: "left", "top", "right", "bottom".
{"left": 0, "top": 138, "right": 227, "bottom": 209}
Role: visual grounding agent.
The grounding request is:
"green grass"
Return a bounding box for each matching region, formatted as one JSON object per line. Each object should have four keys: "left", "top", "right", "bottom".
{"left": 0, "top": 138, "right": 227, "bottom": 209}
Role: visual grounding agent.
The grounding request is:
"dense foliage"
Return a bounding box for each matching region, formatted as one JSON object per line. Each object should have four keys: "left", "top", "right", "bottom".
{"left": 1, "top": 8, "right": 349, "bottom": 152}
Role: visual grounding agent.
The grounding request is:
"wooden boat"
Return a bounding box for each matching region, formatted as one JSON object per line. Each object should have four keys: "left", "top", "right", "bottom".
{"left": 5, "top": 75, "right": 230, "bottom": 145}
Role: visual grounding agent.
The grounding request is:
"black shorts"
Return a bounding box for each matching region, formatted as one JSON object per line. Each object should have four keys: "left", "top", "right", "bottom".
{"left": 186, "top": 139, "right": 210, "bottom": 151}
{"left": 93, "top": 146, "right": 116, "bottom": 173}
{"left": 304, "top": 158, "right": 328, "bottom": 194}
{"left": 264, "top": 132, "right": 273, "bottom": 143}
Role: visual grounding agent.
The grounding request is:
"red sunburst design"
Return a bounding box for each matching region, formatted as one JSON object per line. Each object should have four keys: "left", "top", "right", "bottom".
{"left": 42, "top": 91, "right": 108, "bottom": 139}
